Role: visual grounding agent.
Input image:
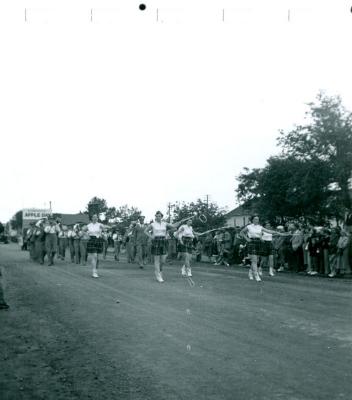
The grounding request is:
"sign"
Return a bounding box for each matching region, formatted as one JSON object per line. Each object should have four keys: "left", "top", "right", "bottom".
{"left": 22, "top": 208, "right": 52, "bottom": 220}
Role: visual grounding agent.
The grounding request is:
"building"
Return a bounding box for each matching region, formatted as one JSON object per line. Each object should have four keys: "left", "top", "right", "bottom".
{"left": 53, "top": 213, "right": 90, "bottom": 226}
{"left": 224, "top": 206, "right": 254, "bottom": 228}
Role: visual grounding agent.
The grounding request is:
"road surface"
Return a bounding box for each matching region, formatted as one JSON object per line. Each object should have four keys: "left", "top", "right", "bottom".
{"left": 0, "top": 244, "right": 351, "bottom": 400}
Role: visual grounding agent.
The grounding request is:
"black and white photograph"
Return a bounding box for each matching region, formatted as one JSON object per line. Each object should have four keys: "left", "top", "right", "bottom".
{"left": 0, "top": 1, "right": 351, "bottom": 399}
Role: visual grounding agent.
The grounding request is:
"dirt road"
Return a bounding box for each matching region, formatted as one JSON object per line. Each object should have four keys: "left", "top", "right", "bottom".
{"left": 0, "top": 244, "right": 351, "bottom": 400}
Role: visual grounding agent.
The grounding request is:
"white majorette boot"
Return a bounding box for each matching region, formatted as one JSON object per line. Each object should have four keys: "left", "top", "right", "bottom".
{"left": 181, "top": 265, "right": 187, "bottom": 277}
{"left": 269, "top": 267, "right": 275, "bottom": 277}
{"left": 248, "top": 269, "right": 254, "bottom": 280}
{"left": 155, "top": 270, "right": 164, "bottom": 283}
{"left": 186, "top": 267, "right": 192, "bottom": 277}
{"left": 92, "top": 269, "right": 99, "bottom": 278}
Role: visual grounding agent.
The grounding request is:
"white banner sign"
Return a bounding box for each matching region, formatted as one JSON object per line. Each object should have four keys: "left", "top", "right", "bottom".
{"left": 23, "top": 208, "right": 51, "bottom": 220}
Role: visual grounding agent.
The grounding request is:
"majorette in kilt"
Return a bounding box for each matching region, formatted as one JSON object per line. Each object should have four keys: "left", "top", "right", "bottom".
{"left": 247, "top": 238, "right": 263, "bottom": 256}
{"left": 87, "top": 236, "right": 105, "bottom": 254}
{"left": 260, "top": 240, "right": 273, "bottom": 257}
{"left": 151, "top": 236, "right": 168, "bottom": 256}
{"left": 178, "top": 236, "right": 194, "bottom": 254}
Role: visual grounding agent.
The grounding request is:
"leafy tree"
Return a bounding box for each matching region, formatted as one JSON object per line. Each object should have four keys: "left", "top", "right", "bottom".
{"left": 0, "top": 222, "right": 4, "bottom": 234}
{"left": 172, "top": 199, "right": 226, "bottom": 232}
{"left": 237, "top": 156, "right": 331, "bottom": 224}
{"left": 10, "top": 210, "right": 23, "bottom": 230}
{"left": 86, "top": 197, "right": 108, "bottom": 219}
{"left": 278, "top": 92, "right": 352, "bottom": 211}
{"left": 113, "top": 205, "right": 142, "bottom": 234}
{"left": 236, "top": 92, "right": 352, "bottom": 223}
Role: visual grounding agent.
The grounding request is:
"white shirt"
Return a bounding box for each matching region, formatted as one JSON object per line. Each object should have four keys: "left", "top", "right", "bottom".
{"left": 262, "top": 231, "right": 272, "bottom": 241}
{"left": 178, "top": 225, "right": 194, "bottom": 239}
{"left": 44, "top": 224, "right": 60, "bottom": 234}
{"left": 247, "top": 224, "right": 263, "bottom": 239}
{"left": 151, "top": 221, "right": 167, "bottom": 238}
{"left": 87, "top": 222, "right": 104, "bottom": 237}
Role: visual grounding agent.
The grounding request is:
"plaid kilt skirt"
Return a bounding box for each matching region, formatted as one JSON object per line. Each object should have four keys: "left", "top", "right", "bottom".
{"left": 178, "top": 237, "right": 194, "bottom": 254}
{"left": 247, "top": 239, "right": 263, "bottom": 256}
{"left": 261, "top": 240, "right": 273, "bottom": 256}
{"left": 87, "top": 236, "right": 104, "bottom": 254}
{"left": 151, "top": 237, "right": 167, "bottom": 256}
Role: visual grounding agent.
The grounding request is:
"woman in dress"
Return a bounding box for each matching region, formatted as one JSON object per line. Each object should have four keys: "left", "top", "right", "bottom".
{"left": 144, "top": 211, "right": 181, "bottom": 283}
{"left": 87, "top": 214, "right": 106, "bottom": 278}
{"left": 240, "top": 215, "right": 285, "bottom": 282}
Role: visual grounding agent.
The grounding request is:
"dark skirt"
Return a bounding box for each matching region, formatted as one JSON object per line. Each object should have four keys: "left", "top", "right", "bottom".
{"left": 178, "top": 237, "right": 194, "bottom": 254}
{"left": 247, "top": 239, "right": 263, "bottom": 256}
{"left": 87, "top": 236, "right": 104, "bottom": 254}
{"left": 261, "top": 240, "right": 273, "bottom": 256}
{"left": 151, "top": 237, "right": 167, "bottom": 256}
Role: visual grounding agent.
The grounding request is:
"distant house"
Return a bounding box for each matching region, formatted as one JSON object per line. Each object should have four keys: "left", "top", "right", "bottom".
{"left": 53, "top": 213, "right": 90, "bottom": 226}
{"left": 225, "top": 206, "right": 255, "bottom": 228}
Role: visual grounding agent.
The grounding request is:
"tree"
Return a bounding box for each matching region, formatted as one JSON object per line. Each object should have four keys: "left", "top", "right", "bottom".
{"left": 236, "top": 92, "right": 352, "bottom": 223}
{"left": 10, "top": 210, "right": 23, "bottom": 230}
{"left": 86, "top": 197, "right": 108, "bottom": 219}
{"left": 0, "top": 222, "right": 4, "bottom": 234}
{"left": 278, "top": 92, "right": 352, "bottom": 211}
{"left": 113, "top": 205, "right": 142, "bottom": 234}
{"left": 171, "top": 199, "right": 226, "bottom": 232}
{"left": 237, "top": 156, "right": 331, "bottom": 224}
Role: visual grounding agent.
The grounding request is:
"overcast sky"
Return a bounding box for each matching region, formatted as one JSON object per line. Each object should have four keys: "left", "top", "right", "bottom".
{"left": 0, "top": 0, "right": 351, "bottom": 223}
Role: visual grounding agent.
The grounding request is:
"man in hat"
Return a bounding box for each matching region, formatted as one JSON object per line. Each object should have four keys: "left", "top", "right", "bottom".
{"left": 44, "top": 216, "right": 60, "bottom": 266}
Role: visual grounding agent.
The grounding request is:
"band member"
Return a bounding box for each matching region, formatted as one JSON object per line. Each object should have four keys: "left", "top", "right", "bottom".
{"left": 87, "top": 214, "right": 105, "bottom": 278}
{"left": 102, "top": 227, "right": 109, "bottom": 260}
{"left": 134, "top": 216, "right": 148, "bottom": 268}
{"left": 79, "top": 225, "right": 90, "bottom": 266}
{"left": 27, "top": 222, "right": 37, "bottom": 261}
{"left": 67, "top": 225, "right": 76, "bottom": 263}
{"left": 34, "top": 220, "right": 46, "bottom": 265}
{"left": 44, "top": 216, "right": 60, "bottom": 266}
{"left": 112, "top": 229, "right": 123, "bottom": 261}
{"left": 72, "top": 224, "right": 81, "bottom": 264}
{"left": 144, "top": 211, "right": 182, "bottom": 283}
{"left": 58, "top": 225, "right": 68, "bottom": 261}
{"left": 177, "top": 218, "right": 200, "bottom": 277}
{"left": 125, "top": 223, "right": 136, "bottom": 263}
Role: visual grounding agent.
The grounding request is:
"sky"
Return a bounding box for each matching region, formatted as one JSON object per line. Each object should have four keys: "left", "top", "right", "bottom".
{"left": 0, "top": 0, "right": 351, "bottom": 223}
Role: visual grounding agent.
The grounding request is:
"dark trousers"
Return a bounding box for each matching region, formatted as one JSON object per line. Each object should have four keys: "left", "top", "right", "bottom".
{"left": 59, "top": 238, "right": 67, "bottom": 260}
{"left": 35, "top": 240, "right": 45, "bottom": 264}
{"left": 69, "top": 239, "right": 75, "bottom": 262}
{"left": 136, "top": 243, "right": 147, "bottom": 266}
{"left": 73, "top": 239, "right": 80, "bottom": 264}
{"left": 45, "top": 234, "right": 58, "bottom": 265}
{"left": 80, "top": 241, "right": 88, "bottom": 264}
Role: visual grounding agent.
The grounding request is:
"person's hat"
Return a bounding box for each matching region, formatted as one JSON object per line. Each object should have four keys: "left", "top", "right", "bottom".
{"left": 276, "top": 225, "right": 284, "bottom": 231}
{"left": 155, "top": 211, "right": 163, "bottom": 217}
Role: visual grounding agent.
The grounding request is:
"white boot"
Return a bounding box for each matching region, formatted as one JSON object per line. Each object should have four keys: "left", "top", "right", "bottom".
{"left": 269, "top": 267, "right": 275, "bottom": 277}
{"left": 248, "top": 269, "right": 254, "bottom": 280}
{"left": 155, "top": 270, "right": 164, "bottom": 283}
{"left": 187, "top": 267, "right": 192, "bottom": 277}
{"left": 181, "top": 265, "right": 187, "bottom": 277}
{"left": 92, "top": 269, "right": 99, "bottom": 278}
